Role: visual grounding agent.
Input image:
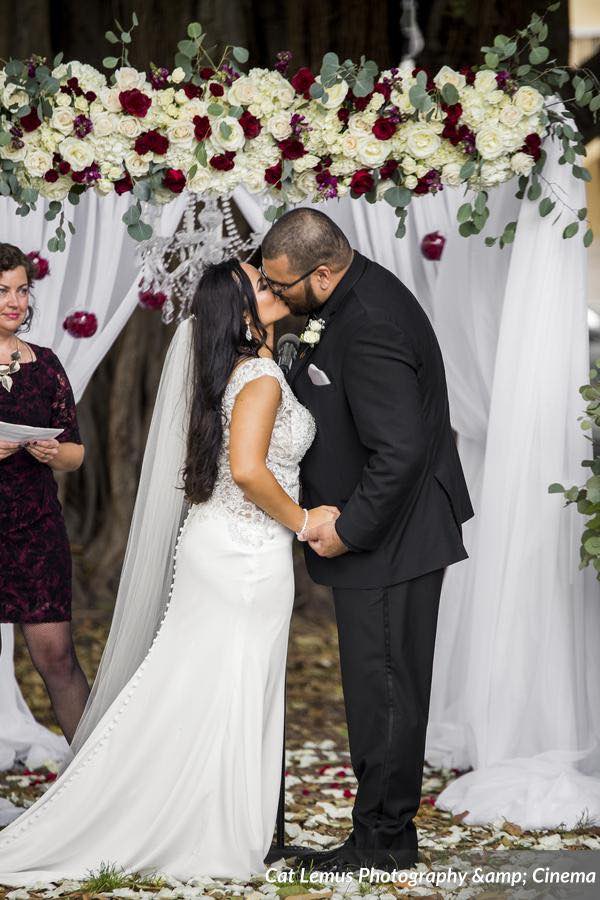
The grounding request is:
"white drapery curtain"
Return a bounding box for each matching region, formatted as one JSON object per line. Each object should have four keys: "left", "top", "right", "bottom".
{"left": 236, "top": 129, "right": 600, "bottom": 828}
{"left": 0, "top": 191, "right": 188, "bottom": 788}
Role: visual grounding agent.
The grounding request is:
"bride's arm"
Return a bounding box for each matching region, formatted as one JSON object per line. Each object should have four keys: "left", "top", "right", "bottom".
{"left": 229, "top": 375, "right": 336, "bottom": 534}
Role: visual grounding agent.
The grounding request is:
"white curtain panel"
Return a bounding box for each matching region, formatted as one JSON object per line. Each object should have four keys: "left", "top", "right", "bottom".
{"left": 236, "top": 126, "right": 600, "bottom": 828}
{"left": 0, "top": 190, "right": 188, "bottom": 777}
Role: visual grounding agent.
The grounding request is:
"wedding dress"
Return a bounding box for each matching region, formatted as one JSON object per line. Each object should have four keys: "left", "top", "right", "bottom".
{"left": 0, "top": 352, "right": 316, "bottom": 887}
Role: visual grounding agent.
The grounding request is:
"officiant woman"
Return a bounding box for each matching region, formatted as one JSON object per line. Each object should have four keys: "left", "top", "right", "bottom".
{"left": 0, "top": 242, "right": 89, "bottom": 742}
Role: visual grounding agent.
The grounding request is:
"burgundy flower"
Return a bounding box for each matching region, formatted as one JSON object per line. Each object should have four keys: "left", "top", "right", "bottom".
{"left": 209, "top": 82, "right": 224, "bottom": 97}
{"left": 374, "top": 81, "right": 392, "bottom": 103}
{"left": 411, "top": 66, "right": 436, "bottom": 93}
{"left": 349, "top": 89, "right": 372, "bottom": 112}
{"left": 372, "top": 117, "right": 396, "bottom": 140}
{"left": 62, "top": 310, "right": 98, "bottom": 338}
{"left": 443, "top": 102, "right": 462, "bottom": 125}
{"left": 26, "top": 251, "right": 50, "bottom": 280}
{"left": 66, "top": 77, "right": 81, "bottom": 95}
{"left": 138, "top": 289, "right": 167, "bottom": 310}
{"left": 459, "top": 65, "right": 476, "bottom": 86}
{"left": 380, "top": 159, "right": 399, "bottom": 180}
{"left": 119, "top": 88, "right": 152, "bottom": 118}
{"left": 264, "top": 160, "right": 282, "bottom": 186}
{"left": 275, "top": 50, "right": 293, "bottom": 75}
{"left": 58, "top": 160, "right": 71, "bottom": 175}
{"left": 183, "top": 83, "right": 203, "bottom": 99}
{"left": 135, "top": 129, "right": 169, "bottom": 155}
{"left": 495, "top": 70, "right": 510, "bottom": 90}
{"left": 193, "top": 115, "right": 212, "bottom": 141}
{"left": 162, "top": 168, "right": 186, "bottom": 193}
{"left": 239, "top": 110, "right": 261, "bottom": 139}
{"left": 20, "top": 109, "right": 41, "bottom": 132}
{"left": 316, "top": 169, "right": 338, "bottom": 199}
{"left": 149, "top": 66, "right": 170, "bottom": 90}
{"left": 220, "top": 62, "right": 238, "bottom": 87}
{"left": 85, "top": 90, "right": 97, "bottom": 103}
{"left": 350, "top": 169, "right": 374, "bottom": 196}
{"left": 420, "top": 230, "right": 446, "bottom": 261}
{"left": 209, "top": 151, "right": 236, "bottom": 172}
{"left": 414, "top": 168, "right": 442, "bottom": 195}
{"left": 44, "top": 169, "right": 59, "bottom": 183}
{"left": 290, "top": 67, "right": 315, "bottom": 98}
{"left": 337, "top": 107, "right": 349, "bottom": 125}
{"left": 73, "top": 114, "right": 93, "bottom": 138}
{"left": 71, "top": 163, "right": 100, "bottom": 185}
{"left": 522, "top": 132, "right": 542, "bottom": 161}
{"left": 199, "top": 67, "right": 215, "bottom": 80}
{"left": 114, "top": 172, "right": 133, "bottom": 195}
{"left": 278, "top": 137, "right": 306, "bottom": 160}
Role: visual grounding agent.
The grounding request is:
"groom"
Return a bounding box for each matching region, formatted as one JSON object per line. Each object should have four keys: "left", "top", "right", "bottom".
{"left": 261, "top": 208, "right": 474, "bottom": 872}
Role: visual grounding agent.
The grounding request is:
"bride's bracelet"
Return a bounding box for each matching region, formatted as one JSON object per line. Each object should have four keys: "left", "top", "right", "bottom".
{"left": 296, "top": 508, "right": 309, "bottom": 540}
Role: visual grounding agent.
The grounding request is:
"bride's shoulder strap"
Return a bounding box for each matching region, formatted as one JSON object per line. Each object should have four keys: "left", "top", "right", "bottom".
{"left": 226, "top": 356, "right": 285, "bottom": 403}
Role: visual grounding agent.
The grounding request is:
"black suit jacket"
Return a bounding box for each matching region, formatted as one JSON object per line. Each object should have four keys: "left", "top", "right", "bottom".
{"left": 287, "top": 249, "right": 474, "bottom": 589}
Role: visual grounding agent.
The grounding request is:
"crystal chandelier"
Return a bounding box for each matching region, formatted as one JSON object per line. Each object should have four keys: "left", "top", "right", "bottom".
{"left": 135, "top": 193, "right": 263, "bottom": 324}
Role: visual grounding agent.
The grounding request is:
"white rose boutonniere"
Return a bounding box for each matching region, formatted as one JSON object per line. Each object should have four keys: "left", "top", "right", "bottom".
{"left": 299, "top": 317, "right": 326, "bottom": 346}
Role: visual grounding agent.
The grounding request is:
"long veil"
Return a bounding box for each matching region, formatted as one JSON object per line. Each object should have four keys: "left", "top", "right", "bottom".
{"left": 64, "top": 316, "right": 195, "bottom": 764}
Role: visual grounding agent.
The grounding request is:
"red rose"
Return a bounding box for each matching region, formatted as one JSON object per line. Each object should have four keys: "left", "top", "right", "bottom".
{"left": 209, "top": 82, "right": 224, "bottom": 97}
{"left": 239, "top": 110, "right": 261, "bottom": 139}
{"left": 372, "top": 117, "right": 396, "bottom": 140}
{"left": 264, "top": 161, "right": 282, "bottom": 186}
{"left": 290, "top": 67, "right": 315, "bottom": 97}
{"left": 162, "top": 168, "right": 186, "bottom": 193}
{"left": 26, "top": 251, "right": 50, "bottom": 280}
{"left": 58, "top": 160, "right": 71, "bottom": 175}
{"left": 337, "top": 107, "right": 349, "bottom": 125}
{"left": 193, "top": 115, "right": 211, "bottom": 141}
{"left": 119, "top": 88, "right": 152, "bottom": 118}
{"left": 200, "top": 67, "right": 215, "bottom": 80}
{"left": 522, "top": 132, "right": 542, "bottom": 160}
{"left": 20, "top": 109, "right": 41, "bottom": 132}
{"left": 443, "top": 102, "right": 462, "bottom": 125}
{"left": 62, "top": 310, "right": 98, "bottom": 338}
{"left": 85, "top": 90, "right": 97, "bottom": 103}
{"left": 114, "top": 172, "right": 133, "bottom": 195}
{"left": 138, "top": 289, "right": 167, "bottom": 310}
{"left": 349, "top": 89, "right": 372, "bottom": 112}
{"left": 44, "top": 169, "right": 59, "bottom": 183}
{"left": 379, "top": 159, "right": 398, "bottom": 179}
{"left": 135, "top": 130, "right": 169, "bottom": 155}
{"left": 374, "top": 81, "right": 392, "bottom": 103}
{"left": 183, "top": 83, "right": 202, "bottom": 99}
{"left": 210, "top": 151, "right": 236, "bottom": 172}
{"left": 350, "top": 169, "right": 374, "bottom": 196}
{"left": 278, "top": 138, "right": 306, "bottom": 160}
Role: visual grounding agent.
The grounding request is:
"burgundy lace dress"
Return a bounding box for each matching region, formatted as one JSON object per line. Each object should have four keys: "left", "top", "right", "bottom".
{"left": 0, "top": 342, "right": 82, "bottom": 624}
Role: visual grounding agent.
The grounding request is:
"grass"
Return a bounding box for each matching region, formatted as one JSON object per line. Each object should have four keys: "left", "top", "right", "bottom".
{"left": 79, "top": 861, "right": 166, "bottom": 893}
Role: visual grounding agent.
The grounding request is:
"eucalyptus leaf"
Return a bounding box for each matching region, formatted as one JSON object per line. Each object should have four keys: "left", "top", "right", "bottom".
{"left": 562, "top": 221, "right": 579, "bottom": 239}
{"left": 232, "top": 46, "right": 249, "bottom": 64}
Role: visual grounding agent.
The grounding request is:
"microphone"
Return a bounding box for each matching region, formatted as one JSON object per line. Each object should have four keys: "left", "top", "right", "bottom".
{"left": 277, "top": 333, "right": 300, "bottom": 376}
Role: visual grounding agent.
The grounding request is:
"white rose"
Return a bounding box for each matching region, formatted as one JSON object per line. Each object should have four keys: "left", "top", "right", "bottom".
{"left": 475, "top": 123, "right": 507, "bottom": 160}
{"left": 267, "top": 112, "right": 292, "bottom": 141}
{"left": 178, "top": 98, "right": 208, "bottom": 120}
{"left": 315, "top": 76, "right": 349, "bottom": 109}
{"left": 406, "top": 124, "right": 441, "bottom": 159}
{"left": 513, "top": 85, "right": 544, "bottom": 116}
{"left": 390, "top": 88, "right": 415, "bottom": 114}
{"left": 295, "top": 170, "right": 318, "bottom": 198}
{"left": 368, "top": 93, "right": 385, "bottom": 111}
{"left": 375, "top": 178, "right": 394, "bottom": 200}
{"left": 211, "top": 117, "right": 245, "bottom": 152}
{"left": 39, "top": 175, "right": 71, "bottom": 200}
{"left": 486, "top": 89, "right": 505, "bottom": 106}
{"left": 124, "top": 149, "right": 150, "bottom": 176}
{"left": 166, "top": 103, "right": 180, "bottom": 118}
{"left": 59, "top": 136, "right": 95, "bottom": 171}
{"left": 114, "top": 67, "right": 146, "bottom": 92}
{"left": 158, "top": 87, "right": 176, "bottom": 109}
{"left": 95, "top": 178, "right": 115, "bottom": 195}
{"left": 498, "top": 103, "right": 524, "bottom": 127}
{"left": 55, "top": 93, "right": 72, "bottom": 108}
{"left": 292, "top": 153, "right": 320, "bottom": 173}
{"left": 25, "top": 147, "right": 53, "bottom": 177}
{"left": 1, "top": 142, "right": 26, "bottom": 162}
{"left": 434, "top": 66, "right": 466, "bottom": 91}
{"left": 227, "top": 76, "right": 258, "bottom": 107}
{"left": 98, "top": 87, "right": 122, "bottom": 113}
{"left": 510, "top": 151, "right": 534, "bottom": 176}
{"left": 118, "top": 116, "right": 144, "bottom": 139}
{"left": 404, "top": 174, "right": 418, "bottom": 189}
{"left": 187, "top": 165, "right": 212, "bottom": 194}
{"left": 171, "top": 67, "right": 186, "bottom": 85}
{"left": 340, "top": 132, "right": 360, "bottom": 157}
{"left": 167, "top": 121, "right": 195, "bottom": 145}
{"left": 355, "top": 136, "right": 390, "bottom": 168}
{"left": 474, "top": 70, "right": 498, "bottom": 94}
{"left": 401, "top": 155, "right": 417, "bottom": 174}
{"left": 301, "top": 329, "right": 320, "bottom": 345}
{"left": 348, "top": 114, "right": 375, "bottom": 136}
{"left": 73, "top": 95, "right": 89, "bottom": 112}
{"left": 51, "top": 107, "right": 75, "bottom": 135}
{"left": 480, "top": 158, "right": 512, "bottom": 185}
{"left": 91, "top": 111, "right": 118, "bottom": 137}
{"left": 440, "top": 162, "right": 463, "bottom": 186}
{"left": 2, "top": 84, "right": 29, "bottom": 109}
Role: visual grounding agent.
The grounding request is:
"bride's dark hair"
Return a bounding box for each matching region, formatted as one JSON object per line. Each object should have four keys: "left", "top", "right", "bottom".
{"left": 182, "top": 258, "right": 268, "bottom": 505}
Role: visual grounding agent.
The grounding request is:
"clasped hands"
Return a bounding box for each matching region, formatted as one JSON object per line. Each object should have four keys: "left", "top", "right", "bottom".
{"left": 0, "top": 438, "right": 59, "bottom": 464}
{"left": 298, "top": 504, "right": 348, "bottom": 558}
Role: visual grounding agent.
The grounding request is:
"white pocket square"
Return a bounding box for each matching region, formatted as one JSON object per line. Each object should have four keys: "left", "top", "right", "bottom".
{"left": 307, "top": 363, "right": 332, "bottom": 386}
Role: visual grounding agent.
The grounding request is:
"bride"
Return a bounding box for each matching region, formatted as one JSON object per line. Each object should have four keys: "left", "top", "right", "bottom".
{"left": 0, "top": 258, "right": 339, "bottom": 886}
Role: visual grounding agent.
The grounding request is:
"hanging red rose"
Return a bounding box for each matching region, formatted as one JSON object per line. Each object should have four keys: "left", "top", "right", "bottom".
{"left": 379, "top": 159, "right": 399, "bottom": 179}
{"left": 183, "top": 83, "right": 202, "bottom": 99}
{"left": 372, "top": 117, "right": 396, "bottom": 140}
{"left": 20, "top": 109, "right": 41, "bottom": 132}
{"left": 135, "top": 130, "right": 169, "bottom": 155}
{"left": 138, "top": 289, "right": 168, "bottom": 310}
{"left": 114, "top": 172, "right": 133, "bottom": 195}
{"left": 290, "top": 67, "right": 315, "bottom": 97}
{"left": 278, "top": 138, "right": 306, "bottom": 160}
{"left": 63, "top": 311, "right": 98, "bottom": 338}
{"left": 193, "top": 115, "right": 211, "bottom": 141}
{"left": 26, "top": 251, "right": 50, "bottom": 279}
{"left": 420, "top": 231, "right": 446, "bottom": 261}
{"left": 162, "top": 168, "right": 186, "bottom": 193}
{"left": 239, "top": 110, "right": 261, "bottom": 139}
{"left": 209, "top": 82, "right": 224, "bottom": 97}
{"left": 44, "top": 169, "right": 59, "bottom": 183}
{"left": 209, "top": 151, "right": 236, "bottom": 172}
{"left": 350, "top": 169, "right": 374, "bottom": 196}
{"left": 119, "top": 89, "right": 152, "bottom": 117}
{"left": 264, "top": 161, "right": 282, "bottom": 187}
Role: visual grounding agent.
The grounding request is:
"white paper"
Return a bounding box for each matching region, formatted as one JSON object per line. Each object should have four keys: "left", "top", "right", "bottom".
{"left": 0, "top": 420, "right": 64, "bottom": 442}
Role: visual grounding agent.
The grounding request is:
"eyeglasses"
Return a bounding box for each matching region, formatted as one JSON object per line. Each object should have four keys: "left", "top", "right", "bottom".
{"left": 259, "top": 262, "right": 322, "bottom": 298}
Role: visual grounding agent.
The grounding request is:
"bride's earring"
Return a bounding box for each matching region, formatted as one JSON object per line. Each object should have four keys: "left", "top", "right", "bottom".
{"left": 245, "top": 320, "right": 252, "bottom": 342}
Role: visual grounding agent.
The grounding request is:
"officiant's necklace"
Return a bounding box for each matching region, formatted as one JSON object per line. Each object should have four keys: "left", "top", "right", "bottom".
{"left": 0, "top": 337, "right": 22, "bottom": 393}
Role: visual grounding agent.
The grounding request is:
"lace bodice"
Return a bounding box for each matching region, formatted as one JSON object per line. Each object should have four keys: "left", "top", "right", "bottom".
{"left": 188, "top": 356, "right": 316, "bottom": 546}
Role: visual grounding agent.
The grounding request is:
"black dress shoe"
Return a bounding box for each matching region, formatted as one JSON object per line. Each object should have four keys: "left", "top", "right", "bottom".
{"left": 309, "top": 848, "right": 419, "bottom": 874}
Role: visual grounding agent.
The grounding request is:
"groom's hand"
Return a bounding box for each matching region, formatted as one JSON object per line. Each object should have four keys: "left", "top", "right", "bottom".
{"left": 306, "top": 520, "right": 349, "bottom": 558}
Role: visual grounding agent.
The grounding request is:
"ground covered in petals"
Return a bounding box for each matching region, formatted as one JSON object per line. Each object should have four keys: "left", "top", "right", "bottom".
{"left": 1, "top": 610, "right": 599, "bottom": 898}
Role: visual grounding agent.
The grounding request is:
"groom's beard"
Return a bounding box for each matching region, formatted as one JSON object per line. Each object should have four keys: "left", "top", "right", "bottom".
{"left": 282, "top": 281, "right": 324, "bottom": 317}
